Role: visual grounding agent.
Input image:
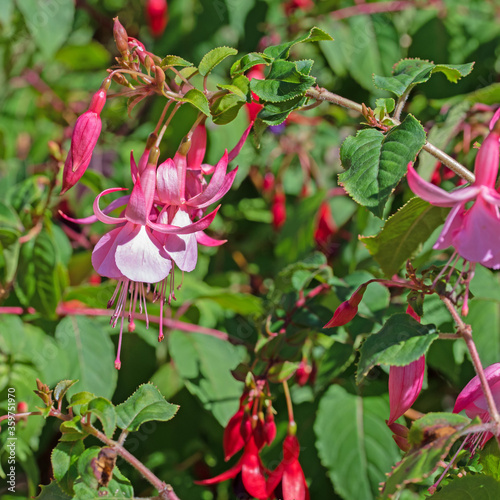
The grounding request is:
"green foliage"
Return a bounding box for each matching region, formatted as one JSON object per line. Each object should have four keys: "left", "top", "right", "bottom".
{"left": 373, "top": 59, "right": 475, "bottom": 98}
{"left": 115, "top": 384, "right": 178, "bottom": 432}
{"left": 357, "top": 314, "right": 438, "bottom": 383}
{"left": 315, "top": 385, "right": 401, "bottom": 500}
{"left": 432, "top": 474, "right": 500, "bottom": 499}
{"left": 199, "top": 47, "right": 238, "bottom": 76}
{"left": 339, "top": 115, "right": 427, "bottom": 218}
{"left": 361, "top": 198, "right": 449, "bottom": 276}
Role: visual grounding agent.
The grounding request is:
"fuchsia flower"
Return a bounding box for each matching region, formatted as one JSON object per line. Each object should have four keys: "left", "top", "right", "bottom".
{"left": 61, "top": 79, "right": 110, "bottom": 194}
{"left": 453, "top": 362, "right": 500, "bottom": 451}
{"left": 197, "top": 436, "right": 268, "bottom": 499}
{"left": 146, "top": 0, "right": 168, "bottom": 37}
{"left": 407, "top": 128, "right": 500, "bottom": 269}
{"left": 387, "top": 306, "right": 425, "bottom": 426}
{"left": 267, "top": 435, "right": 310, "bottom": 500}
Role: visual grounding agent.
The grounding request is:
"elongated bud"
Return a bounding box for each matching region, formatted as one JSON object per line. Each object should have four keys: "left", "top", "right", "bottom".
{"left": 263, "top": 406, "right": 276, "bottom": 445}
{"left": 272, "top": 191, "right": 286, "bottom": 230}
{"left": 262, "top": 172, "right": 274, "bottom": 193}
{"left": 324, "top": 284, "right": 367, "bottom": 328}
{"left": 113, "top": 17, "right": 129, "bottom": 59}
{"left": 155, "top": 66, "right": 166, "bottom": 89}
{"left": 111, "top": 72, "right": 130, "bottom": 87}
{"left": 61, "top": 82, "right": 109, "bottom": 194}
{"left": 295, "top": 359, "right": 312, "bottom": 386}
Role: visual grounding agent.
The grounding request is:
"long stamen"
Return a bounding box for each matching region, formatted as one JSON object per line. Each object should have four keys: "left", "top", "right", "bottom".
{"left": 115, "top": 316, "right": 125, "bottom": 370}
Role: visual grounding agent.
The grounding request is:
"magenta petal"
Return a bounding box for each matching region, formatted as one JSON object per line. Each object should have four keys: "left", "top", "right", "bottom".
{"left": 130, "top": 151, "right": 139, "bottom": 183}
{"left": 388, "top": 355, "right": 425, "bottom": 425}
{"left": 188, "top": 151, "right": 228, "bottom": 206}
{"left": 157, "top": 158, "right": 181, "bottom": 204}
{"left": 115, "top": 225, "right": 172, "bottom": 283}
{"left": 433, "top": 202, "right": 466, "bottom": 250}
{"left": 196, "top": 230, "right": 227, "bottom": 247}
{"left": 92, "top": 226, "right": 126, "bottom": 279}
{"left": 407, "top": 164, "right": 477, "bottom": 207}
{"left": 473, "top": 132, "right": 500, "bottom": 187}
{"left": 452, "top": 197, "right": 500, "bottom": 267}
{"left": 125, "top": 177, "right": 148, "bottom": 225}
{"left": 188, "top": 124, "right": 207, "bottom": 169}
{"left": 93, "top": 188, "right": 129, "bottom": 225}
{"left": 148, "top": 206, "right": 220, "bottom": 235}
{"left": 282, "top": 460, "right": 308, "bottom": 500}
{"left": 193, "top": 168, "right": 238, "bottom": 209}
{"left": 228, "top": 122, "right": 253, "bottom": 162}
{"left": 454, "top": 362, "right": 500, "bottom": 418}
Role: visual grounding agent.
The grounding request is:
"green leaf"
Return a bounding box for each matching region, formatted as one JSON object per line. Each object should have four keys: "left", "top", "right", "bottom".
{"left": 267, "top": 361, "right": 299, "bottom": 383}
{"left": 0, "top": 227, "right": 20, "bottom": 285}
{"left": 373, "top": 58, "right": 475, "bottom": 97}
{"left": 60, "top": 417, "right": 88, "bottom": 442}
{"left": 480, "top": 439, "right": 500, "bottom": 479}
{"left": 381, "top": 412, "right": 473, "bottom": 499}
{"left": 0, "top": 201, "right": 23, "bottom": 231}
{"left": 468, "top": 299, "right": 500, "bottom": 368}
{"left": 217, "top": 75, "right": 250, "bottom": 100}
{"left": 174, "top": 67, "right": 198, "bottom": 86}
{"left": 339, "top": 114, "right": 427, "bottom": 218}
{"left": 115, "top": 384, "right": 178, "bottom": 432}
{"left": 68, "top": 392, "right": 96, "bottom": 408}
{"left": 17, "top": 0, "right": 75, "bottom": 58}
{"left": 53, "top": 380, "right": 79, "bottom": 404}
{"left": 230, "top": 52, "right": 272, "bottom": 76}
{"left": 263, "top": 26, "right": 333, "bottom": 60}
{"left": 315, "top": 385, "right": 400, "bottom": 500}
{"left": 87, "top": 397, "right": 116, "bottom": 438}
{"left": 179, "top": 88, "right": 210, "bottom": 116}
{"left": 35, "top": 480, "right": 72, "bottom": 499}
{"left": 169, "top": 331, "right": 245, "bottom": 425}
{"left": 361, "top": 198, "right": 449, "bottom": 276}
{"left": 54, "top": 316, "right": 117, "bottom": 399}
{"left": 432, "top": 475, "right": 500, "bottom": 499}
{"left": 357, "top": 314, "right": 438, "bottom": 383}
{"left": 199, "top": 46, "right": 238, "bottom": 76}
{"left": 259, "top": 95, "right": 308, "bottom": 125}
{"left": 51, "top": 440, "right": 85, "bottom": 496}
{"left": 160, "top": 55, "right": 194, "bottom": 67}
{"left": 250, "top": 59, "right": 315, "bottom": 103}
{"left": 210, "top": 93, "right": 246, "bottom": 125}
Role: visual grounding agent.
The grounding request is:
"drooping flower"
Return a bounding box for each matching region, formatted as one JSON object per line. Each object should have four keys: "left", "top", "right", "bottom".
{"left": 407, "top": 129, "right": 500, "bottom": 269}
{"left": 91, "top": 148, "right": 219, "bottom": 367}
{"left": 196, "top": 436, "right": 268, "bottom": 499}
{"left": 314, "top": 201, "right": 336, "bottom": 248}
{"left": 453, "top": 362, "right": 500, "bottom": 451}
{"left": 272, "top": 191, "right": 287, "bottom": 230}
{"left": 387, "top": 305, "right": 425, "bottom": 426}
{"left": 61, "top": 78, "right": 111, "bottom": 194}
{"left": 267, "top": 435, "right": 310, "bottom": 500}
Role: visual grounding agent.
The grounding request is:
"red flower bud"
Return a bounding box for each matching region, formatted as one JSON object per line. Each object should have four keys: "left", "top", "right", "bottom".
{"left": 295, "top": 359, "right": 312, "bottom": 386}
{"left": 263, "top": 407, "right": 276, "bottom": 446}
{"left": 272, "top": 192, "right": 286, "bottom": 230}
{"left": 146, "top": 0, "right": 169, "bottom": 38}
{"left": 223, "top": 407, "right": 246, "bottom": 461}
{"left": 113, "top": 17, "right": 129, "bottom": 57}
{"left": 262, "top": 172, "right": 275, "bottom": 193}
{"left": 61, "top": 81, "right": 110, "bottom": 194}
{"left": 324, "top": 285, "right": 366, "bottom": 328}
{"left": 314, "top": 202, "right": 336, "bottom": 247}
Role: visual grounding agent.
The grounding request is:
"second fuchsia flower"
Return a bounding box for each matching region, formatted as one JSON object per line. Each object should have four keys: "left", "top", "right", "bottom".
{"left": 407, "top": 127, "right": 500, "bottom": 269}
{"left": 453, "top": 362, "right": 500, "bottom": 451}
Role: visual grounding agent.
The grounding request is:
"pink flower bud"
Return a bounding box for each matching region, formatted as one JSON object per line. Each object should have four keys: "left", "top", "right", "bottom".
{"left": 324, "top": 285, "right": 366, "bottom": 328}
{"left": 314, "top": 201, "right": 336, "bottom": 247}
{"left": 113, "top": 17, "right": 129, "bottom": 57}
{"left": 61, "top": 83, "right": 109, "bottom": 194}
{"left": 262, "top": 172, "right": 275, "bottom": 193}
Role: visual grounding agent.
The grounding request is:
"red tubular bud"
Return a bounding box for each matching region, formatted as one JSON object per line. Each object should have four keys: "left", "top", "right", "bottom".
{"left": 324, "top": 284, "right": 367, "bottom": 328}
{"left": 146, "top": 0, "right": 169, "bottom": 38}
{"left": 295, "top": 359, "right": 312, "bottom": 386}
{"left": 272, "top": 191, "right": 286, "bottom": 230}
{"left": 262, "top": 172, "right": 274, "bottom": 193}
